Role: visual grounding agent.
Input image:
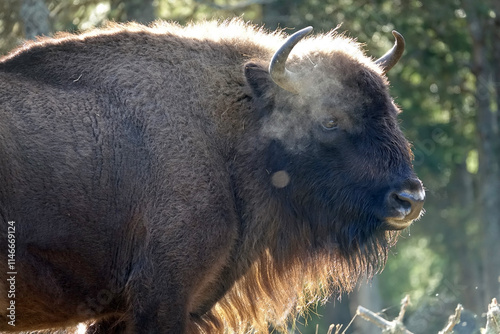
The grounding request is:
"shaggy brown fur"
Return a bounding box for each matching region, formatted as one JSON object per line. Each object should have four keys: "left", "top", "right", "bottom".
{"left": 0, "top": 20, "right": 422, "bottom": 333}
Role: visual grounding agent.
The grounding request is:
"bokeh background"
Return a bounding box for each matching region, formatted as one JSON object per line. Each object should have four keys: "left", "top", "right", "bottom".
{"left": 1, "top": 0, "right": 499, "bottom": 333}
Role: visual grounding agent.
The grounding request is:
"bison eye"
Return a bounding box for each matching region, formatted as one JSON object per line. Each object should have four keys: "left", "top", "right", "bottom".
{"left": 321, "top": 118, "right": 338, "bottom": 130}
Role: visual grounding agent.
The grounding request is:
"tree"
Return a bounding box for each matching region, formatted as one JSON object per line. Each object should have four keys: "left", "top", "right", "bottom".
{"left": 461, "top": 0, "right": 500, "bottom": 305}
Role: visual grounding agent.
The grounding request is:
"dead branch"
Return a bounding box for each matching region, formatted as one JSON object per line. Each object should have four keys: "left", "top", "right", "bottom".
{"left": 356, "top": 304, "right": 413, "bottom": 334}
{"left": 352, "top": 296, "right": 499, "bottom": 334}
{"left": 396, "top": 295, "right": 411, "bottom": 323}
{"left": 326, "top": 323, "right": 342, "bottom": 334}
{"left": 484, "top": 298, "right": 500, "bottom": 334}
{"left": 438, "top": 304, "right": 463, "bottom": 334}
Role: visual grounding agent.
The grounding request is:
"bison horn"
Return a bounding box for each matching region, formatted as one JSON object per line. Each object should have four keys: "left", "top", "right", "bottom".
{"left": 269, "top": 26, "right": 313, "bottom": 93}
{"left": 375, "top": 30, "right": 405, "bottom": 74}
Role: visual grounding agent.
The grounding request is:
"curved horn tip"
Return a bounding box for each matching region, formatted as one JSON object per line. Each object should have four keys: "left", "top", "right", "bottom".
{"left": 375, "top": 30, "right": 406, "bottom": 74}
{"left": 300, "top": 26, "right": 314, "bottom": 35}
{"left": 391, "top": 30, "right": 405, "bottom": 46}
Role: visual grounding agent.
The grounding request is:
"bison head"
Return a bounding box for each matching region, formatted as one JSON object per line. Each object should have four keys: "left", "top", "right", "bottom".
{"left": 241, "top": 27, "right": 424, "bottom": 265}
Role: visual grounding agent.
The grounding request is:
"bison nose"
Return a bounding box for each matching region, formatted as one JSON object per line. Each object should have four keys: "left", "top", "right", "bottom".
{"left": 384, "top": 180, "right": 425, "bottom": 230}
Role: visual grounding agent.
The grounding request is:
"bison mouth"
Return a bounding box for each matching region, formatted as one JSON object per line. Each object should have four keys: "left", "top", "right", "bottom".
{"left": 381, "top": 186, "right": 425, "bottom": 230}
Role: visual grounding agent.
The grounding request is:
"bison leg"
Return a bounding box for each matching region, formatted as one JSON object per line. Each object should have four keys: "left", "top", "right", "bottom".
{"left": 125, "top": 270, "right": 190, "bottom": 333}
{"left": 123, "top": 213, "right": 237, "bottom": 333}
{"left": 120, "top": 159, "right": 238, "bottom": 333}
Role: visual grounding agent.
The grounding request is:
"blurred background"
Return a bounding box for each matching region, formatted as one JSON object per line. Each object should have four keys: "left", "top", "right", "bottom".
{"left": 1, "top": 0, "right": 499, "bottom": 333}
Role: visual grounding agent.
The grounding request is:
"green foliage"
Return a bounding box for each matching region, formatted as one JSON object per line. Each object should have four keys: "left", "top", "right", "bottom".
{"left": 157, "top": 0, "right": 261, "bottom": 23}
{"left": 380, "top": 237, "right": 446, "bottom": 306}
{"left": 0, "top": 0, "right": 22, "bottom": 53}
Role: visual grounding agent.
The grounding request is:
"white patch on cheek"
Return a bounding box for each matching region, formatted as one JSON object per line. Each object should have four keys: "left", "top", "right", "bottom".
{"left": 261, "top": 108, "right": 312, "bottom": 151}
{"left": 261, "top": 111, "right": 289, "bottom": 141}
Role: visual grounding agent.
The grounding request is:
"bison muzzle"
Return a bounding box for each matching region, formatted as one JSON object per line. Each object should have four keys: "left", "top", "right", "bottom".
{"left": 0, "top": 20, "right": 424, "bottom": 333}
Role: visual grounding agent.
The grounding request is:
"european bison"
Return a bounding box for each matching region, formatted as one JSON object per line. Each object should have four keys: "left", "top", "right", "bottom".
{"left": 0, "top": 20, "right": 424, "bottom": 333}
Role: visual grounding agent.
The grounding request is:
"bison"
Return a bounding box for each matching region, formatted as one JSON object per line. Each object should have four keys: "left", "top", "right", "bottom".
{"left": 0, "top": 20, "right": 424, "bottom": 333}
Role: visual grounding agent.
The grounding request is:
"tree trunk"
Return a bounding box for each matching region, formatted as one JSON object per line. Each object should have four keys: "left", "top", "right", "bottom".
{"left": 349, "top": 278, "right": 383, "bottom": 333}
{"left": 463, "top": 0, "right": 500, "bottom": 304}
{"left": 451, "top": 163, "right": 483, "bottom": 313}
{"left": 20, "top": 0, "right": 50, "bottom": 39}
{"left": 492, "top": 2, "right": 500, "bottom": 161}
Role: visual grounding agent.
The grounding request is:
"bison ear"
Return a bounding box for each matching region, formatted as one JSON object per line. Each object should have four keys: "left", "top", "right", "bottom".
{"left": 244, "top": 62, "right": 274, "bottom": 99}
